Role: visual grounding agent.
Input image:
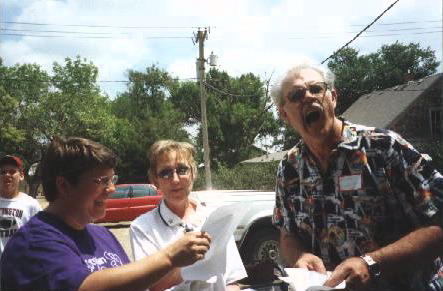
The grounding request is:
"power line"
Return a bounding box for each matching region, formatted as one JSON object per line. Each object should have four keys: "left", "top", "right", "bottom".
{"left": 321, "top": 0, "right": 401, "bottom": 64}
{"left": 2, "top": 24, "right": 440, "bottom": 39}
{"left": 0, "top": 77, "right": 198, "bottom": 83}
{"left": 0, "top": 32, "right": 191, "bottom": 39}
{"left": 288, "top": 30, "right": 441, "bottom": 40}
{"left": 2, "top": 20, "right": 440, "bottom": 29}
{"left": 1, "top": 21, "right": 205, "bottom": 29}
{"left": 2, "top": 29, "right": 439, "bottom": 41}
{"left": 203, "top": 81, "right": 259, "bottom": 98}
{"left": 350, "top": 20, "right": 441, "bottom": 27}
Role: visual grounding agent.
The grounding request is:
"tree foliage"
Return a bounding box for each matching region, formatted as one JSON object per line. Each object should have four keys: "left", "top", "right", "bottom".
{"left": 327, "top": 42, "right": 440, "bottom": 114}
{"left": 169, "top": 68, "right": 280, "bottom": 168}
{"left": 0, "top": 56, "right": 118, "bottom": 195}
{"left": 111, "top": 65, "right": 189, "bottom": 182}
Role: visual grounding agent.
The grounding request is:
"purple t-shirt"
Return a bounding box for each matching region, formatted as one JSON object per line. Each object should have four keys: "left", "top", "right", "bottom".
{"left": 1, "top": 211, "right": 130, "bottom": 291}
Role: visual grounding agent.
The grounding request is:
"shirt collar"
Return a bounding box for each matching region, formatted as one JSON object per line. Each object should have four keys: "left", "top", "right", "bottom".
{"left": 158, "top": 196, "right": 204, "bottom": 228}
{"left": 293, "top": 119, "right": 374, "bottom": 159}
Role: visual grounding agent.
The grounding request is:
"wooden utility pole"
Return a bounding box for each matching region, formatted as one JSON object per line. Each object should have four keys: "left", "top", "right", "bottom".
{"left": 195, "top": 28, "right": 212, "bottom": 189}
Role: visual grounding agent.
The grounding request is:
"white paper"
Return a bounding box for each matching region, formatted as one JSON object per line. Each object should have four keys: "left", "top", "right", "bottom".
{"left": 180, "top": 202, "right": 247, "bottom": 281}
{"left": 279, "top": 268, "right": 346, "bottom": 291}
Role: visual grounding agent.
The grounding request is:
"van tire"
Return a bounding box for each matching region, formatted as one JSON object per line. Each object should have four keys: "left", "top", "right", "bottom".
{"left": 242, "top": 227, "right": 281, "bottom": 265}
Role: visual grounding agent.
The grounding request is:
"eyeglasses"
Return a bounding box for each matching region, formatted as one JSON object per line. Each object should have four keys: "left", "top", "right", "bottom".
{"left": 92, "top": 175, "right": 118, "bottom": 188}
{"left": 157, "top": 165, "right": 190, "bottom": 180}
{"left": 0, "top": 169, "right": 19, "bottom": 176}
{"left": 286, "top": 82, "right": 328, "bottom": 103}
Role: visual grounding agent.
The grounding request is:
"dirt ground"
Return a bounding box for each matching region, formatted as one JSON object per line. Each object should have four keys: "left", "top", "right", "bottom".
{"left": 37, "top": 196, "right": 134, "bottom": 261}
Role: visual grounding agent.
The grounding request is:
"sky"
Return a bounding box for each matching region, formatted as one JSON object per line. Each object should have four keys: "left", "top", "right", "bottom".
{"left": 1, "top": 0, "right": 442, "bottom": 100}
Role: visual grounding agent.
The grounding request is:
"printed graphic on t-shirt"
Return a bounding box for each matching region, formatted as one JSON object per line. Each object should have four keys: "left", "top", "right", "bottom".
{"left": 0, "top": 208, "right": 23, "bottom": 238}
{"left": 84, "top": 251, "right": 124, "bottom": 272}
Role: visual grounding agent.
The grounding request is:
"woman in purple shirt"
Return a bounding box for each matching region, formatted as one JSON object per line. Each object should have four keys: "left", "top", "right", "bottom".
{"left": 1, "top": 137, "right": 211, "bottom": 291}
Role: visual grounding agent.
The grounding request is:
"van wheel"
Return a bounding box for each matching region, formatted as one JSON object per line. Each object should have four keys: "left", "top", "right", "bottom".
{"left": 242, "top": 227, "right": 281, "bottom": 265}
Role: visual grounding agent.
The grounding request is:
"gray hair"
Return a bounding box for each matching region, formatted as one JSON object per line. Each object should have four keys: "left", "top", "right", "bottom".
{"left": 271, "top": 63, "right": 335, "bottom": 107}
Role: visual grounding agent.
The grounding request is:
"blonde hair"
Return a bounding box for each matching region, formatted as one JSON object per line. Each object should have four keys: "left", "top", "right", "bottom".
{"left": 147, "top": 140, "right": 197, "bottom": 184}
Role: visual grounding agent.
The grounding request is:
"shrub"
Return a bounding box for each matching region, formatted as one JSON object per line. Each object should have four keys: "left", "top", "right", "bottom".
{"left": 194, "top": 162, "right": 279, "bottom": 191}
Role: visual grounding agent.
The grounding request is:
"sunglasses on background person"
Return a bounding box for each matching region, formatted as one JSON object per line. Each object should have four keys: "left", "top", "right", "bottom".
{"left": 157, "top": 165, "right": 190, "bottom": 180}
{"left": 287, "top": 81, "right": 328, "bottom": 103}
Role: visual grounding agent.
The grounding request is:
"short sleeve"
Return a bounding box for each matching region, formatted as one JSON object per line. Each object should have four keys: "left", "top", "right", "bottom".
{"left": 130, "top": 223, "right": 159, "bottom": 261}
{"left": 272, "top": 159, "right": 292, "bottom": 233}
{"left": 385, "top": 134, "right": 443, "bottom": 222}
{"left": 1, "top": 232, "right": 90, "bottom": 291}
{"left": 225, "top": 237, "right": 247, "bottom": 284}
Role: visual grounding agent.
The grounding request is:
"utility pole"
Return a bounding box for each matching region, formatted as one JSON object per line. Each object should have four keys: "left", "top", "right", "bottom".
{"left": 195, "top": 28, "right": 212, "bottom": 189}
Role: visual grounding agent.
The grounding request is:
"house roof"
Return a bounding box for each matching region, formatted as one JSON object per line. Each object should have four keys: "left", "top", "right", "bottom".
{"left": 342, "top": 73, "right": 442, "bottom": 128}
{"left": 241, "top": 150, "right": 288, "bottom": 163}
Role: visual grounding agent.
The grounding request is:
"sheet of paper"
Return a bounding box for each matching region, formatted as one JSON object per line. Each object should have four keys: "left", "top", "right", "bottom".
{"left": 181, "top": 202, "right": 247, "bottom": 281}
{"left": 279, "top": 268, "right": 346, "bottom": 291}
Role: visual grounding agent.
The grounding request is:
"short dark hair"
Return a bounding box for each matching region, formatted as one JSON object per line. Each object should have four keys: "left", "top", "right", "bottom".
{"left": 41, "top": 137, "right": 116, "bottom": 202}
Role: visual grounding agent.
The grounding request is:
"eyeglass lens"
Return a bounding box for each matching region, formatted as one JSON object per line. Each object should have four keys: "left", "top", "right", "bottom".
{"left": 287, "top": 82, "right": 327, "bottom": 103}
{"left": 95, "top": 175, "right": 118, "bottom": 186}
{"left": 158, "top": 165, "right": 190, "bottom": 179}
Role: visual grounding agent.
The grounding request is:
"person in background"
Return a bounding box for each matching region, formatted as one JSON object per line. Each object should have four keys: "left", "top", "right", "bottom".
{"left": 130, "top": 140, "right": 247, "bottom": 291}
{"left": 271, "top": 62, "right": 443, "bottom": 291}
{"left": 1, "top": 137, "right": 211, "bottom": 291}
{"left": 0, "top": 155, "right": 41, "bottom": 272}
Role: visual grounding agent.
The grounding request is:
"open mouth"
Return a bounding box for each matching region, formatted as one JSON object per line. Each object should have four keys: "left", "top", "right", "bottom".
{"left": 304, "top": 105, "right": 323, "bottom": 126}
{"left": 305, "top": 111, "right": 321, "bottom": 125}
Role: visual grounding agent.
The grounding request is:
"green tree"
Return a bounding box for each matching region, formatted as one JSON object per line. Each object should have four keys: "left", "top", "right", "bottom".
{"left": 328, "top": 42, "right": 440, "bottom": 114}
{"left": 112, "top": 65, "right": 189, "bottom": 182}
{"left": 170, "top": 68, "right": 280, "bottom": 168}
{"left": 0, "top": 57, "right": 117, "bottom": 195}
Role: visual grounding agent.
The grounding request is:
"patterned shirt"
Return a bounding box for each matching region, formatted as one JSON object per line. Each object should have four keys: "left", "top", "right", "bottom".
{"left": 272, "top": 120, "right": 443, "bottom": 291}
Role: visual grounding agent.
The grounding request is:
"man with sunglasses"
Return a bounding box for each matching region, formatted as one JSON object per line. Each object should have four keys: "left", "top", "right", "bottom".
{"left": 271, "top": 63, "right": 443, "bottom": 291}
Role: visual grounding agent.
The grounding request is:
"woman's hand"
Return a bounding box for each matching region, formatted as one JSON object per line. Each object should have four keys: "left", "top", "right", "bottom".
{"left": 164, "top": 231, "right": 212, "bottom": 267}
{"left": 294, "top": 253, "right": 327, "bottom": 274}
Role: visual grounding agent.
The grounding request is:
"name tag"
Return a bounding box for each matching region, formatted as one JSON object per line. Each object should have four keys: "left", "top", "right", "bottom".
{"left": 339, "top": 175, "right": 362, "bottom": 191}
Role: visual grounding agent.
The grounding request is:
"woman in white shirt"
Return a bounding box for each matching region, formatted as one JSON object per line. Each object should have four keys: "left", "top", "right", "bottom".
{"left": 130, "top": 140, "right": 247, "bottom": 291}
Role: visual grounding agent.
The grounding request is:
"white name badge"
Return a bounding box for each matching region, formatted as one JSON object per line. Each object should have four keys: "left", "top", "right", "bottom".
{"left": 339, "top": 175, "right": 362, "bottom": 191}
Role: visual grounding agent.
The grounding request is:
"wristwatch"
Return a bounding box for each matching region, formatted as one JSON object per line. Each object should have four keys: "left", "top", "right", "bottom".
{"left": 360, "top": 254, "right": 381, "bottom": 278}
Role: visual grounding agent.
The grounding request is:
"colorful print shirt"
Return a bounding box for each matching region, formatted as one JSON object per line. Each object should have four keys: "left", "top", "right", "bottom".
{"left": 272, "top": 120, "right": 443, "bottom": 291}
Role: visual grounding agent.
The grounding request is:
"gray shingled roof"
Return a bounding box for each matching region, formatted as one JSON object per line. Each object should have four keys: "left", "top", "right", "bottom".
{"left": 241, "top": 74, "right": 442, "bottom": 164}
{"left": 342, "top": 73, "right": 442, "bottom": 128}
{"left": 241, "top": 150, "right": 288, "bottom": 163}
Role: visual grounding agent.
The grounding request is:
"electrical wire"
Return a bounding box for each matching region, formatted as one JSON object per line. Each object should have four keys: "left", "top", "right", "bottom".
{"left": 0, "top": 32, "right": 192, "bottom": 39}
{"left": 321, "top": 0, "right": 401, "bottom": 64}
{"left": 203, "top": 81, "right": 260, "bottom": 98}
{"left": 2, "top": 26, "right": 440, "bottom": 40}
{"left": 1, "top": 21, "right": 205, "bottom": 29}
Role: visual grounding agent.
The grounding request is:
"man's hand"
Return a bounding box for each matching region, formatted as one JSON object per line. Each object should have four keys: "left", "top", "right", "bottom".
{"left": 324, "top": 257, "right": 370, "bottom": 290}
{"left": 294, "top": 253, "right": 327, "bottom": 274}
{"left": 163, "top": 231, "right": 212, "bottom": 267}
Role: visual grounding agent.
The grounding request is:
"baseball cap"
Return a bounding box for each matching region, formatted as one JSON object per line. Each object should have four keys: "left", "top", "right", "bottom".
{"left": 0, "top": 155, "right": 23, "bottom": 169}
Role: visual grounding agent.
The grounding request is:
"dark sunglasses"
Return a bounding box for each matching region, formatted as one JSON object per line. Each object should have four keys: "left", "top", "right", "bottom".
{"left": 157, "top": 165, "right": 190, "bottom": 180}
{"left": 287, "top": 82, "right": 328, "bottom": 103}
